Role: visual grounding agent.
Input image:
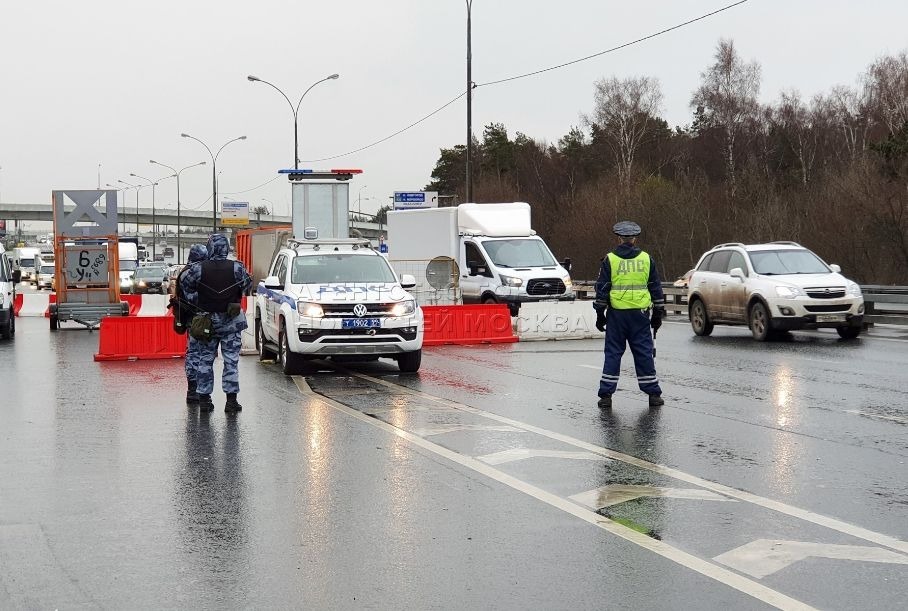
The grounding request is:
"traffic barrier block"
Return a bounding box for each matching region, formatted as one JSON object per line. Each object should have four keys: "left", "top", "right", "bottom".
{"left": 94, "top": 315, "right": 187, "bottom": 361}
{"left": 15, "top": 292, "right": 52, "bottom": 317}
{"left": 422, "top": 304, "right": 517, "bottom": 346}
{"left": 121, "top": 294, "right": 142, "bottom": 316}
{"left": 515, "top": 301, "right": 604, "bottom": 341}
{"left": 136, "top": 294, "right": 169, "bottom": 317}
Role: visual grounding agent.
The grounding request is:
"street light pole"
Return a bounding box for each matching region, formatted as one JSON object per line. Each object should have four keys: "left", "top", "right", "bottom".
{"left": 150, "top": 160, "right": 206, "bottom": 264}
{"left": 247, "top": 73, "right": 339, "bottom": 169}
{"left": 262, "top": 198, "right": 276, "bottom": 223}
{"left": 118, "top": 179, "right": 142, "bottom": 234}
{"left": 130, "top": 174, "right": 161, "bottom": 260}
{"left": 181, "top": 134, "right": 247, "bottom": 231}
{"left": 466, "top": 0, "right": 474, "bottom": 203}
{"left": 106, "top": 183, "right": 129, "bottom": 233}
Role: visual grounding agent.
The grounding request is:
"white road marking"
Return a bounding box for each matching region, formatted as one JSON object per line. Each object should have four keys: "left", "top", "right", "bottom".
{"left": 294, "top": 376, "right": 815, "bottom": 611}
{"left": 714, "top": 539, "right": 908, "bottom": 579}
{"left": 477, "top": 448, "right": 608, "bottom": 466}
{"left": 570, "top": 484, "right": 737, "bottom": 510}
{"left": 410, "top": 424, "right": 523, "bottom": 436}
{"left": 347, "top": 370, "right": 908, "bottom": 557}
{"left": 578, "top": 364, "right": 600, "bottom": 370}
{"left": 844, "top": 409, "right": 908, "bottom": 425}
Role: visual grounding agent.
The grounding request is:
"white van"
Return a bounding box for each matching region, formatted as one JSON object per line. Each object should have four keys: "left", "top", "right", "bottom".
{"left": 11, "top": 247, "right": 41, "bottom": 281}
{"left": 0, "top": 251, "right": 17, "bottom": 339}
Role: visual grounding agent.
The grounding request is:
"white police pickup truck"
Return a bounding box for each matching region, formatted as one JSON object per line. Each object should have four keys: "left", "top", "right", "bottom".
{"left": 254, "top": 237, "right": 424, "bottom": 374}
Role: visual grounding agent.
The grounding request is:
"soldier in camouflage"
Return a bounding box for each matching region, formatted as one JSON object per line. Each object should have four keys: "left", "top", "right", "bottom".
{"left": 180, "top": 233, "right": 252, "bottom": 413}
{"left": 172, "top": 243, "right": 209, "bottom": 404}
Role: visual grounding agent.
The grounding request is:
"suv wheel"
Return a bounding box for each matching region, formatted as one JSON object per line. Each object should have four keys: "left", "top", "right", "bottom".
{"left": 689, "top": 299, "right": 714, "bottom": 336}
{"left": 278, "top": 320, "right": 305, "bottom": 375}
{"left": 256, "top": 316, "right": 276, "bottom": 361}
{"left": 749, "top": 302, "right": 772, "bottom": 341}
{"left": 397, "top": 349, "right": 422, "bottom": 373}
{"left": 836, "top": 326, "right": 861, "bottom": 340}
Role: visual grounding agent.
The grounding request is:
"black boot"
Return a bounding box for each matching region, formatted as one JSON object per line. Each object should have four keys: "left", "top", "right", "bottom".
{"left": 198, "top": 394, "right": 214, "bottom": 412}
{"left": 186, "top": 380, "right": 199, "bottom": 405}
{"left": 225, "top": 393, "right": 243, "bottom": 413}
{"left": 648, "top": 394, "right": 664, "bottom": 408}
{"left": 598, "top": 395, "right": 612, "bottom": 409}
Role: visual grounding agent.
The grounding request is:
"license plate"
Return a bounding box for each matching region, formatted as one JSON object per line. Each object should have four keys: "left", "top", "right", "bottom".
{"left": 816, "top": 314, "right": 846, "bottom": 323}
{"left": 342, "top": 318, "right": 381, "bottom": 329}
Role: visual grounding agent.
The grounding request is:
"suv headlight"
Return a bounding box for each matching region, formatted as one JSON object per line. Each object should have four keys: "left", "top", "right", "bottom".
{"left": 297, "top": 301, "right": 324, "bottom": 318}
{"left": 390, "top": 300, "right": 416, "bottom": 317}
{"left": 775, "top": 286, "right": 804, "bottom": 299}
{"left": 500, "top": 274, "right": 523, "bottom": 287}
{"left": 562, "top": 276, "right": 573, "bottom": 289}
{"left": 846, "top": 282, "right": 862, "bottom": 297}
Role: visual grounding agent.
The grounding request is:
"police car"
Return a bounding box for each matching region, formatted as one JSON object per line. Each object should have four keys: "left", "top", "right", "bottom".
{"left": 687, "top": 241, "right": 864, "bottom": 341}
{"left": 254, "top": 236, "right": 424, "bottom": 374}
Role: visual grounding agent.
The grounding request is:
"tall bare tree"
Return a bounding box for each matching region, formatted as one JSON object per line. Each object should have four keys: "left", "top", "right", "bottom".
{"left": 691, "top": 39, "right": 761, "bottom": 196}
{"left": 865, "top": 51, "right": 908, "bottom": 134}
{"left": 585, "top": 76, "right": 663, "bottom": 188}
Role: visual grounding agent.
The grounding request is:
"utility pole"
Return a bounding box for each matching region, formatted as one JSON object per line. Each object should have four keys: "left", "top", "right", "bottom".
{"left": 465, "top": 0, "right": 474, "bottom": 203}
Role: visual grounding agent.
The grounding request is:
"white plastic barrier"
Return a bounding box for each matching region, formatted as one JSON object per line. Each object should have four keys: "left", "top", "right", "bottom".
{"left": 240, "top": 296, "right": 257, "bottom": 356}
{"left": 515, "top": 301, "right": 604, "bottom": 341}
{"left": 18, "top": 293, "right": 51, "bottom": 317}
{"left": 136, "top": 294, "right": 169, "bottom": 317}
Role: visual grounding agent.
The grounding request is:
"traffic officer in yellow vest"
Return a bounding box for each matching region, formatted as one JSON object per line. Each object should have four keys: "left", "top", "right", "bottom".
{"left": 593, "top": 221, "right": 666, "bottom": 409}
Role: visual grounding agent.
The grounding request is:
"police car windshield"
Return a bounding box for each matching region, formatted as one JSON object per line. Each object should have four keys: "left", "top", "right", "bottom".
{"left": 750, "top": 249, "right": 829, "bottom": 275}
{"left": 291, "top": 254, "right": 397, "bottom": 284}
{"left": 482, "top": 238, "right": 556, "bottom": 268}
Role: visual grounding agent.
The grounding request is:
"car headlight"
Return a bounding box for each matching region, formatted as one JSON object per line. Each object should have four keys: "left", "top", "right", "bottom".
{"left": 847, "top": 282, "right": 862, "bottom": 297}
{"left": 297, "top": 301, "right": 324, "bottom": 318}
{"left": 562, "top": 276, "right": 573, "bottom": 289}
{"left": 500, "top": 274, "right": 523, "bottom": 287}
{"left": 390, "top": 300, "right": 416, "bottom": 317}
{"left": 775, "top": 286, "right": 803, "bottom": 299}
{"left": 138, "top": 281, "right": 146, "bottom": 287}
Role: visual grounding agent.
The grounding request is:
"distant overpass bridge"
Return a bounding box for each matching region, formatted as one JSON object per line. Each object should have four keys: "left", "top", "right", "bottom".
{"left": 0, "top": 202, "right": 384, "bottom": 240}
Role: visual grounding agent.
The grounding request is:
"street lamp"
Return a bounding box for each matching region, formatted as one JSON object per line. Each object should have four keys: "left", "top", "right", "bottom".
{"left": 130, "top": 173, "right": 161, "bottom": 260}
{"left": 357, "top": 185, "right": 368, "bottom": 218}
{"left": 465, "top": 0, "right": 474, "bottom": 203}
{"left": 181, "top": 133, "right": 247, "bottom": 231}
{"left": 118, "top": 179, "right": 142, "bottom": 233}
{"left": 261, "top": 197, "right": 276, "bottom": 222}
{"left": 150, "top": 160, "right": 206, "bottom": 264}
{"left": 247, "top": 72, "right": 339, "bottom": 169}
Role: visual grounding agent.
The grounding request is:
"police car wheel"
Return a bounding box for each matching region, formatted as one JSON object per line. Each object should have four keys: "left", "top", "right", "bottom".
{"left": 1, "top": 317, "right": 11, "bottom": 340}
{"left": 256, "top": 317, "right": 276, "bottom": 361}
{"left": 397, "top": 349, "right": 422, "bottom": 373}
{"left": 279, "top": 322, "right": 305, "bottom": 375}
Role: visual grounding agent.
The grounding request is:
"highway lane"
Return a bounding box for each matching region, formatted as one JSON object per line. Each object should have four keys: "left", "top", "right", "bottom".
{"left": 0, "top": 317, "right": 906, "bottom": 609}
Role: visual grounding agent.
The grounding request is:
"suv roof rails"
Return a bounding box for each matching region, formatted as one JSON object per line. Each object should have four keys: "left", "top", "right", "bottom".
{"left": 711, "top": 242, "right": 745, "bottom": 250}
{"left": 769, "top": 241, "right": 802, "bottom": 247}
{"left": 287, "top": 237, "right": 373, "bottom": 250}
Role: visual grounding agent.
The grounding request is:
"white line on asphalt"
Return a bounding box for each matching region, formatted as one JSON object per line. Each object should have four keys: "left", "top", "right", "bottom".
{"left": 410, "top": 424, "right": 523, "bottom": 436}
{"left": 843, "top": 409, "right": 908, "bottom": 425}
{"left": 570, "top": 485, "right": 738, "bottom": 510}
{"left": 293, "top": 376, "right": 815, "bottom": 611}
{"left": 476, "top": 448, "right": 608, "bottom": 465}
{"left": 347, "top": 370, "right": 908, "bottom": 557}
{"left": 714, "top": 539, "right": 908, "bottom": 579}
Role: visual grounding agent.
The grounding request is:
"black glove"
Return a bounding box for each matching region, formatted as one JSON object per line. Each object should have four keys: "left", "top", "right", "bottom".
{"left": 650, "top": 306, "right": 665, "bottom": 332}
{"left": 227, "top": 302, "right": 242, "bottom": 318}
{"left": 595, "top": 309, "right": 607, "bottom": 332}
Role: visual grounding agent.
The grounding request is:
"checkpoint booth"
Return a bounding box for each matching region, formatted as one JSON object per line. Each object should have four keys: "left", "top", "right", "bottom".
{"left": 50, "top": 189, "right": 128, "bottom": 330}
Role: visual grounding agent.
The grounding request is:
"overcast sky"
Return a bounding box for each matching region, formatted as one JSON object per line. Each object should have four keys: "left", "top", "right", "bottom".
{"left": 2, "top": 0, "right": 906, "bottom": 223}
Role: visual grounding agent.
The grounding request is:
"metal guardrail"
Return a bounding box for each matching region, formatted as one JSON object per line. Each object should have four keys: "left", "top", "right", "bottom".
{"left": 572, "top": 281, "right": 908, "bottom": 326}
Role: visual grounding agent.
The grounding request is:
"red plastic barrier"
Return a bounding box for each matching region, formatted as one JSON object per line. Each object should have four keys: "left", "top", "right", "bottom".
{"left": 94, "top": 315, "right": 187, "bottom": 361}
{"left": 13, "top": 293, "right": 22, "bottom": 316}
{"left": 44, "top": 293, "right": 57, "bottom": 318}
{"left": 422, "top": 304, "right": 517, "bottom": 346}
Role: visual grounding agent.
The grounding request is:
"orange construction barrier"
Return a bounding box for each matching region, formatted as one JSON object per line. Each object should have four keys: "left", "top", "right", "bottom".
{"left": 422, "top": 304, "right": 517, "bottom": 346}
{"left": 13, "top": 293, "right": 21, "bottom": 316}
{"left": 121, "top": 294, "right": 142, "bottom": 316}
{"left": 94, "top": 315, "right": 187, "bottom": 361}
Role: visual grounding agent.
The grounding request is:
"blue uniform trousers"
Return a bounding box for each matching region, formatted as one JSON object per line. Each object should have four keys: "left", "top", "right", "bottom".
{"left": 184, "top": 336, "right": 202, "bottom": 382}
{"left": 599, "top": 307, "right": 661, "bottom": 397}
{"left": 195, "top": 311, "right": 247, "bottom": 395}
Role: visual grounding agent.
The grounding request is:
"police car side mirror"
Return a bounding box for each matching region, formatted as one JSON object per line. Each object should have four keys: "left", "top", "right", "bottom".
{"left": 829, "top": 264, "right": 841, "bottom": 273}
{"left": 400, "top": 274, "right": 416, "bottom": 289}
{"left": 263, "top": 275, "right": 283, "bottom": 290}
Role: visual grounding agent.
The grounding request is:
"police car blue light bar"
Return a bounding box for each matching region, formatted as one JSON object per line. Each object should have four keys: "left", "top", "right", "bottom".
{"left": 279, "top": 168, "right": 363, "bottom": 181}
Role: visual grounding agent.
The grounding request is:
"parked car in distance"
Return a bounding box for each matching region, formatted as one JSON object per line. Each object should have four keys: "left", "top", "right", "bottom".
{"left": 687, "top": 241, "right": 864, "bottom": 341}
{"left": 163, "top": 246, "right": 175, "bottom": 258}
{"left": 130, "top": 266, "right": 169, "bottom": 294}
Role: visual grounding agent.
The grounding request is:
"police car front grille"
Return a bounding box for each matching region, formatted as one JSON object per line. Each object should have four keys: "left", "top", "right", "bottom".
{"left": 805, "top": 287, "right": 846, "bottom": 299}
{"left": 320, "top": 303, "right": 396, "bottom": 317}
{"left": 526, "top": 278, "right": 566, "bottom": 296}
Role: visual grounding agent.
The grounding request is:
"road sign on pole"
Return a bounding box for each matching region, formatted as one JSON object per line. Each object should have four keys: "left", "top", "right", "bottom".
{"left": 221, "top": 201, "right": 249, "bottom": 226}
{"left": 393, "top": 191, "right": 438, "bottom": 210}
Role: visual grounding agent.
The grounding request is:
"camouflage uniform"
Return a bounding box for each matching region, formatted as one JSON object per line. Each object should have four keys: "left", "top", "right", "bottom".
{"left": 180, "top": 234, "right": 252, "bottom": 402}
{"left": 177, "top": 244, "right": 209, "bottom": 384}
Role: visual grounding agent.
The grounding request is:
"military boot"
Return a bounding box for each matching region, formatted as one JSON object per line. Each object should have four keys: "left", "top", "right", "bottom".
{"left": 198, "top": 394, "right": 214, "bottom": 412}
{"left": 225, "top": 393, "right": 243, "bottom": 413}
{"left": 597, "top": 395, "right": 612, "bottom": 409}
{"left": 186, "top": 380, "right": 199, "bottom": 405}
{"left": 648, "top": 394, "right": 664, "bottom": 408}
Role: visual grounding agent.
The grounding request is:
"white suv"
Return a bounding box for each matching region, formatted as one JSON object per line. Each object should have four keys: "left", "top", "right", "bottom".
{"left": 255, "top": 237, "right": 424, "bottom": 374}
{"left": 687, "top": 242, "right": 864, "bottom": 341}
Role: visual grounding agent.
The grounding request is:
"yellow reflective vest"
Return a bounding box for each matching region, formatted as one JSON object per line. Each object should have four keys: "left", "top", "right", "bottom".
{"left": 607, "top": 251, "right": 652, "bottom": 309}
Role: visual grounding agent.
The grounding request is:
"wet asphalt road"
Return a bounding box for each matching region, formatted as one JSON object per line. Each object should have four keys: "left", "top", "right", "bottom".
{"left": 1, "top": 313, "right": 907, "bottom": 610}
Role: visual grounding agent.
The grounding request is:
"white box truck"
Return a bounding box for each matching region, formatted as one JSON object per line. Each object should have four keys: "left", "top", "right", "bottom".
{"left": 117, "top": 242, "right": 139, "bottom": 293}
{"left": 387, "top": 202, "right": 574, "bottom": 314}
